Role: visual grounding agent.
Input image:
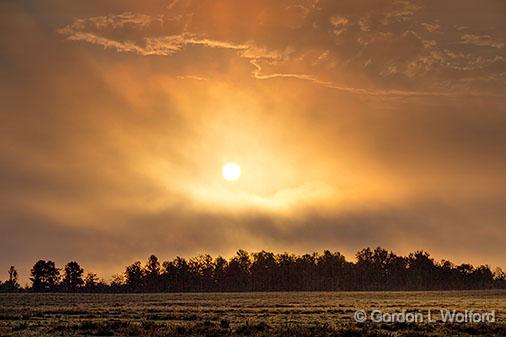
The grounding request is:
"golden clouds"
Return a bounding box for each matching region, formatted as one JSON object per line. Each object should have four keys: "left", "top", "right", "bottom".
{"left": 57, "top": 0, "right": 506, "bottom": 98}
{"left": 1, "top": 0, "right": 506, "bottom": 282}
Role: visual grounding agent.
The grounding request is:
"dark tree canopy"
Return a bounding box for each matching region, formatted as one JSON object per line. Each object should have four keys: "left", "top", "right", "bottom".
{"left": 30, "top": 260, "right": 60, "bottom": 292}
{"left": 0, "top": 266, "right": 20, "bottom": 292}
{"left": 3, "top": 247, "right": 504, "bottom": 293}
{"left": 63, "top": 261, "right": 84, "bottom": 292}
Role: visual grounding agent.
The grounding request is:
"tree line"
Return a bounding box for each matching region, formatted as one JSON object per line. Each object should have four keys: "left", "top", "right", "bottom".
{"left": 1, "top": 247, "right": 506, "bottom": 293}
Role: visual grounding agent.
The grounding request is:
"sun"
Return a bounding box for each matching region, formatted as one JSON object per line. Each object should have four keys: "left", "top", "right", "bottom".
{"left": 222, "top": 162, "right": 241, "bottom": 181}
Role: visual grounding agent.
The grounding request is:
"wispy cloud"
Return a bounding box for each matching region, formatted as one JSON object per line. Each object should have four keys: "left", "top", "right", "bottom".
{"left": 58, "top": 11, "right": 504, "bottom": 99}
{"left": 461, "top": 34, "right": 506, "bottom": 49}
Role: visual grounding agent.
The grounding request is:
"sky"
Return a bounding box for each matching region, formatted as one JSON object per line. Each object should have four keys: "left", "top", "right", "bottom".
{"left": 1, "top": 0, "right": 506, "bottom": 284}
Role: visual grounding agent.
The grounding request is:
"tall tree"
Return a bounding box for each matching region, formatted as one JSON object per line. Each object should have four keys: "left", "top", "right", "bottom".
{"left": 276, "top": 253, "right": 296, "bottom": 291}
{"left": 125, "top": 261, "right": 144, "bottom": 292}
{"left": 225, "top": 250, "right": 251, "bottom": 291}
{"left": 30, "top": 260, "right": 60, "bottom": 292}
{"left": 63, "top": 261, "right": 84, "bottom": 292}
{"left": 190, "top": 254, "right": 214, "bottom": 292}
{"left": 2, "top": 266, "right": 20, "bottom": 292}
{"left": 317, "top": 250, "right": 347, "bottom": 290}
{"left": 213, "top": 256, "right": 228, "bottom": 292}
{"left": 163, "top": 257, "right": 192, "bottom": 292}
{"left": 408, "top": 251, "right": 436, "bottom": 290}
{"left": 251, "top": 251, "right": 277, "bottom": 291}
{"left": 144, "top": 255, "right": 161, "bottom": 292}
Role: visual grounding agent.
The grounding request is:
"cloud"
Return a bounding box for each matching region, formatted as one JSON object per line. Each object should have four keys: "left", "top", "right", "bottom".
{"left": 421, "top": 22, "right": 440, "bottom": 33}
{"left": 58, "top": 7, "right": 506, "bottom": 98}
{"left": 70, "top": 12, "right": 161, "bottom": 30}
{"left": 1, "top": 0, "right": 506, "bottom": 283}
{"left": 461, "top": 34, "right": 506, "bottom": 49}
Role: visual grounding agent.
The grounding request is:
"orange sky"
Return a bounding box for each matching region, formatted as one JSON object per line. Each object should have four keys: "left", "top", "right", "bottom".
{"left": 1, "top": 0, "right": 506, "bottom": 283}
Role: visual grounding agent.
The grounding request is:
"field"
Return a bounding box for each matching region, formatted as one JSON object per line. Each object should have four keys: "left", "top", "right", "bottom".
{"left": 1, "top": 291, "right": 506, "bottom": 336}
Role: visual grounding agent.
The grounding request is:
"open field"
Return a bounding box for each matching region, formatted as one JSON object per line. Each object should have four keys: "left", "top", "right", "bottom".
{"left": 1, "top": 291, "right": 506, "bottom": 336}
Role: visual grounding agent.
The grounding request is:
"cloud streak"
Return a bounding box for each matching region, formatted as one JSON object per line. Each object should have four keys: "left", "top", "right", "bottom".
{"left": 57, "top": 4, "right": 506, "bottom": 98}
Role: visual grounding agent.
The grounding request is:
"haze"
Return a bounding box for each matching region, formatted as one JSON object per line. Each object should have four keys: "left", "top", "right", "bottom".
{"left": 1, "top": 0, "right": 505, "bottom": 283}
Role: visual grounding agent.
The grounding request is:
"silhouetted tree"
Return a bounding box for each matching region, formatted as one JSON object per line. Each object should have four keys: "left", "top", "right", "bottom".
{"left": 494, "top": 268, "right": 506, "bottom": 288}
{"left": 472, "top": 265, "right": 494, "bottom": 289}
{"left": 296, "top": 253, "right": 319, "bottom": 291}
{"left": 317, "top": 250, "right": 348, "bottom": 290}
{"left": 386, "top": 254, "right": 408, "bottom": 290}
{"left": 125, "top": 261, "right": 144, "bottom": 292}
{"left": 456, "top": 263, "right": 474, "bottom": 289}
{"left": 355, "top": 248, "right": 374, "bottom": 290}
{"left": 437, "top": 260, "right": 457, "bottom": 289}
{"left": 0, "top": 266, "right": 20, "bottom": 292}
{"left": 144, "top": 255, "right": 161, "bottom": 292}
{"left": 110, "top": 273, "right": 125, "bottom": 292}
{"left": 84, "top": 272, "right": 98, "bottom": 290}
{"left": 251, "top": 251, "right": 277, "bottom": 291}
{"left": 276, "top": 253, "right": 297, "bottom": 291}
{"left": 17, "top": 247, "right": 506, "bottom": 293}
{"left": 164, "top": 257, "right": 193, "bottom": 292}
{"left": 30, "top": 260, "right": 60, "bottom": 292}
{"left": 190, "top": 254, "right": 215, "bottom": 292}
{"left": 63, "top": 261, "right": 84, "bottom": 292}
{"left": 213, "top": 256, "right": 228, "bottom": 291}
{"left": 225, "top": 250, "right": 251, "bottom": 291}
{"left": 407, "top": 251, "right": 436, "bottom": 290}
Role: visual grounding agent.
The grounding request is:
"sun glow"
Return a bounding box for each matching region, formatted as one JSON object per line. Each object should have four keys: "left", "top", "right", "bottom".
{"left": 222, "top": 162, "right": 241, "bottom": 181}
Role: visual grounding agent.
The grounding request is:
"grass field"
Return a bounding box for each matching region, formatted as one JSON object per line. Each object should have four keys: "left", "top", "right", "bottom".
{"left": 1, "top": 291, "right": 505, "bottom": 336}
